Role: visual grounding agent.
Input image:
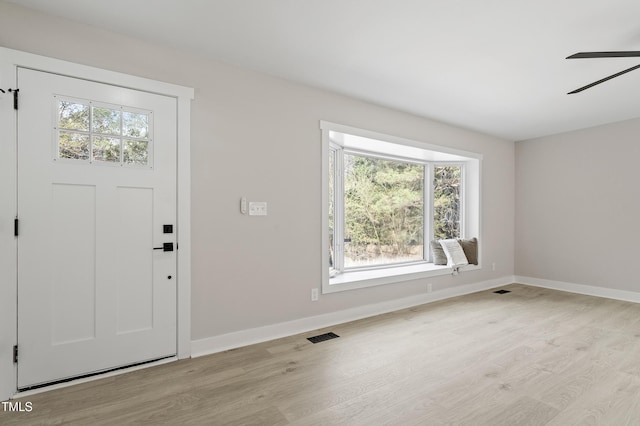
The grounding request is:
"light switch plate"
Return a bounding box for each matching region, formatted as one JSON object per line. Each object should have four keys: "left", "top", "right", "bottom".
{"left": 249, "top": 201, "right": 267, "bottom": 216}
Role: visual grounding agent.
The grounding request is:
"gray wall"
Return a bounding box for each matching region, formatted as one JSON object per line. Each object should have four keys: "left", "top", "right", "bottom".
{"left": 0, "top": 2, "right": 515, "bottom": 342}
{"left": 515, "top": 118, "right": 640, "bottom": 291}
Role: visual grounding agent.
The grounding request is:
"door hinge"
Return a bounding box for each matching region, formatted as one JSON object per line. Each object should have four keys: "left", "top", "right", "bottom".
{"left": 13, "top": 345, "right": 18, "bottom": 364}
{"left": 14, "top": 218, "right": 19, "bottom": 237}
{"left": 8, "top": 88, "right": 19, "bottom": 110}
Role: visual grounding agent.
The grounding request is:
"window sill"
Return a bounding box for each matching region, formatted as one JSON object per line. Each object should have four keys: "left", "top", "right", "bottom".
{"left": 325, "top": 263, "right": 480, "bottom": 294}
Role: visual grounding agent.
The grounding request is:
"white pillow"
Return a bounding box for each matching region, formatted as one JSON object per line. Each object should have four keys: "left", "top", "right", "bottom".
{"left": 439, "top": 239, "right": 469, "bottom": 267}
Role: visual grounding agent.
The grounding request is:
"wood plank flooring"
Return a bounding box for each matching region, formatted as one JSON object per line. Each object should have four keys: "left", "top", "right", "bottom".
{"left": 3, "top": 283, "right": 640, "bottom": 425}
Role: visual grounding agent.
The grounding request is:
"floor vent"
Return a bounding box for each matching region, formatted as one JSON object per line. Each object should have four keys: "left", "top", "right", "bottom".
{"left": 494, "top": 289, "right": 511, "bottom": 294}
{"left": 307, "top": 332, "right": 339, "bottom": 344}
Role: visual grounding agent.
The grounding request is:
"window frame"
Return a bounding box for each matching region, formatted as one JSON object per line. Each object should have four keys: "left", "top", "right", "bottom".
{"left": 52, "top": 95, "right": 154, "bottom": 168}
{"left": 337, "top": 148, "right": 430, "bottom": 271}
{"left": 321, "top": 121, "right": 482, "bottom": 294}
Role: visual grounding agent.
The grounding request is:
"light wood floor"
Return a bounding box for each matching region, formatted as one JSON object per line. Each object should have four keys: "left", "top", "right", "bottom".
{"left": 4, "top": 283, "right": 640, "bottom": 425}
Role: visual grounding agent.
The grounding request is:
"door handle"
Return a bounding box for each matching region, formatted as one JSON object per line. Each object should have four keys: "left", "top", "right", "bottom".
{"left": 153, "top": 242, "right": 174, "bottom": 252}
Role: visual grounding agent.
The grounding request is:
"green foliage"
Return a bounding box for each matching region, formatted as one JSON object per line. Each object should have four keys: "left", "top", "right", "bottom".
{"left": 330, "top": 151, "right": 463, "bottom": 267}
{"left": 58, "top": 101, "right": 89, "bottom": 131}
{"left": 92, "top": 107, "right": 121, "bottom": 135}
{"left": 93, "top": 136, "right": 120, "bottom": 162}
{"left": 58, "top": 131, "right": 89, "bottom": 160}
{"left": 124, "top": 140, "right": 149, "bottom": 165}
{"left": 123, "top": 112, "right": 149, "bottom": 138}
{"left": 56, "top": 100, "right": 149, "bottom": 165}
{"left": 344, "top": 155, "right": 423, "bottom": 261}
{"left": 433, "top": 166, "right": 461, "bottom": 240}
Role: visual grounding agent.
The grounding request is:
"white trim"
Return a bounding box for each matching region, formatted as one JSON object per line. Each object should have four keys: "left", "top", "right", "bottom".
{"left": 320, "top": 120, "right": 483, "bottom": 161}
{"left": 176, "top": 95, "right": 192, "bottom": 359}
{"left": 425, "top": 163, "right": 434, "bottom": 253}
{"left": 515, "top": 275, "right": 640, "bottom": 303}
{"left": 0, "top": 47, "right": 193, "bottom": 401}
{"left": 326, "top": 263, "right": 481, "bottom": 293}
{"left": 330, "top": 143, "right": 344, "bottom": 273}
{"left": 0, "top": 49, "right": 19, "bottom": 404}
{"left": 191, "top": 275, "right": 512, "bottom": 357}
{"left": 3, "top": 48, "right": 193, "bottom": 99}
{"left": 321, "top": 124, "right": 331, "bottom": 293}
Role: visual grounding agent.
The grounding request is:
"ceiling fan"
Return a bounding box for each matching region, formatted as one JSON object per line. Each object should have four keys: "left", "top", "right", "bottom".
{"left": 566, "top": 51, "right": 640, "bottom": 94}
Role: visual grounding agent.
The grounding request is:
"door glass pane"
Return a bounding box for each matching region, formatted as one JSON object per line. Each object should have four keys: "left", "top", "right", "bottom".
{"left": 92, "top": 107, "right": 121, "bottom": 135}
{"left": 344, "top": 154, "right": 424, "bottom": 268}
{"left": 123, "top": 112, "right": 149, "bottom": 139}
{"left": 93, "top": 136, "right": 121, "bottom": 162}
{"left": 58, "top": 101, "right": 89, "bottom": 131}
{"left": 433, "top": 165, "right": 462, "bottom": 240}
{"left": 54, "top": 97, "right": 152, "bottom": 167}
{"left": 123, "top": 140, "right": 148, "bottom": 165}
{"left": 59, "top": 131, "right": 90, "bottom": 160}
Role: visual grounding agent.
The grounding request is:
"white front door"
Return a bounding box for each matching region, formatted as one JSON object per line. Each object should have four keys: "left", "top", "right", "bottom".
{"left": 17, "top": 68, "right": 178, "bottom": 389}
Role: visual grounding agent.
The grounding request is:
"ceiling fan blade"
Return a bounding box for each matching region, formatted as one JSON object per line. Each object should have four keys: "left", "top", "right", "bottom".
{"left": 567, "top": 51, "right": 640, "bottom": 59}
{"left": 568, "top": 63, "right": 640, "bottom": 94}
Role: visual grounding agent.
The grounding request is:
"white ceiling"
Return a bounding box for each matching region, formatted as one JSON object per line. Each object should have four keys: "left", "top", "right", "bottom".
{"left": 6, "top": 0, "right": 640, "bottom": 140}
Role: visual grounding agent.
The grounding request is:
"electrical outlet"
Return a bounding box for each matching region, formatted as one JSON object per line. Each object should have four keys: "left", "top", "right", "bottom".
{"left": 427, "top": 283, "right": 433, "bottom": 293}
{"left": 311, "top": 288, "right": 319, "bottom": 301}
{"left": 492, "top": 262, "right": 496, "bottom": 272}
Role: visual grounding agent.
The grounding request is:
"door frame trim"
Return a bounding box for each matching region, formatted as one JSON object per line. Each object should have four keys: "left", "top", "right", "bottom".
{"left": 0, "top": 47, "right": 194, "bottom": 400}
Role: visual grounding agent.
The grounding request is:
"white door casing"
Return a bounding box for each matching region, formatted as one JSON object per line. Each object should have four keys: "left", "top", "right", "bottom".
{"left": 0, "top": 47, "right": 192, "bottom": 400}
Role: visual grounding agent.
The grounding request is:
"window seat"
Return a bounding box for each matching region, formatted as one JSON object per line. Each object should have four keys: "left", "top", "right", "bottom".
{"left": 327, "top": 262, "right": 481, "bottom": 293}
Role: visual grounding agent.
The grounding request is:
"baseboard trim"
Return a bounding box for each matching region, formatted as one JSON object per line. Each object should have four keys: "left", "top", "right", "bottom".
{"left": 515, "top": 275, "right": 640, "bottom": 303}
{"left": 191, "top": 276, "right": 513, "bottom": 358}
